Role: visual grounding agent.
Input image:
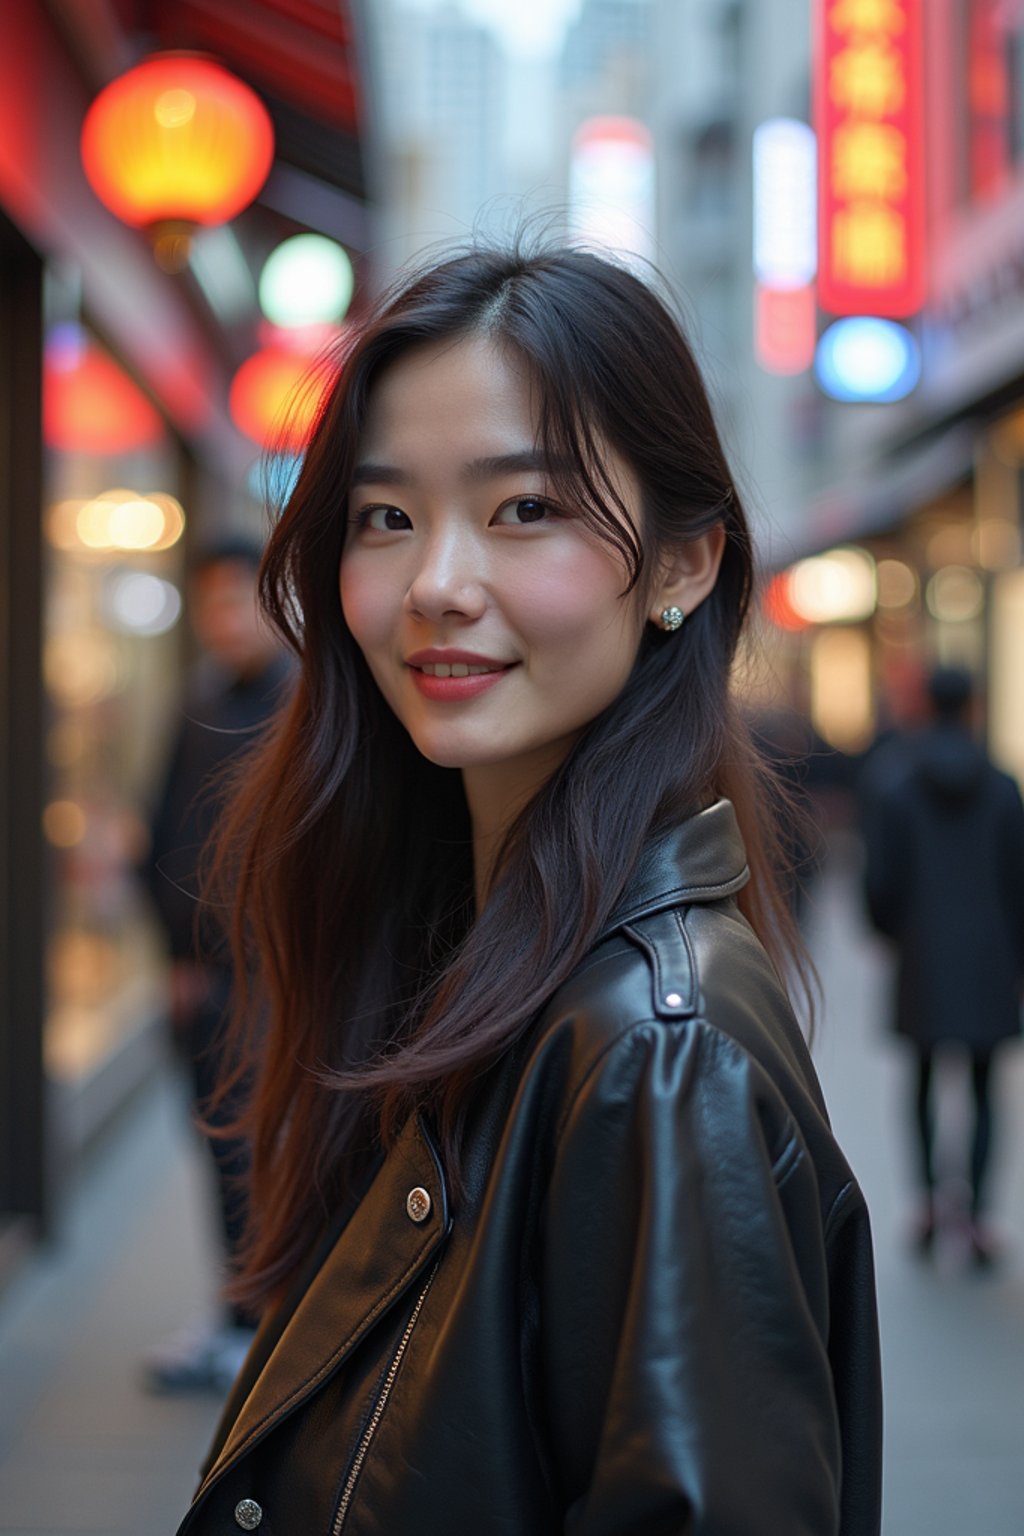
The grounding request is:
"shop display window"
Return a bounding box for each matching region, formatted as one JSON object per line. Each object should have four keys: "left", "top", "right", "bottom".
{"left": 41, "top": 317, "right": 184, "bottom": 1104}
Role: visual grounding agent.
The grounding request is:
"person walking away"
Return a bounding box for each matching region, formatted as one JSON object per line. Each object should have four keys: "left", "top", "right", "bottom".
{"left": 861, "top": 664, "right": 1024, "bottom": 1263}
{"left": 141, "top": 539, "right": 291, "bottom": 1390}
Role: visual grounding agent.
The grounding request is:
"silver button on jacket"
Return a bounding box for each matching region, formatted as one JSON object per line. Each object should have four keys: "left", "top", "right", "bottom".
{"left": 406, "top": 1186, "right": 431, "bottom": 1223}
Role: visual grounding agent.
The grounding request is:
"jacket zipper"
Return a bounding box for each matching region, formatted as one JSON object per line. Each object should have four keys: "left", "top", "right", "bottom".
{"left": 331, "top": 1262, "right": 439, "bottom": 1535}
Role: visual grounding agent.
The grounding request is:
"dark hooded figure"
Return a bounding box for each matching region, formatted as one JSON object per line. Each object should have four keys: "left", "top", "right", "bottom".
{"left": 861, "top": 665, "right": 1024, "bottom": 1261}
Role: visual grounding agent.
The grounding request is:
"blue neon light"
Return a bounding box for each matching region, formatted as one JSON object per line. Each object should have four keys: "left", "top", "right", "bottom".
{"left": 815, "top": 317, "right": 920, "bottom": 403}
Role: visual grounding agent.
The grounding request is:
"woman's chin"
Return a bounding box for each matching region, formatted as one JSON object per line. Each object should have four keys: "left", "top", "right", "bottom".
{"left": 406, "top": 730, "right": 510, "bottom": 773}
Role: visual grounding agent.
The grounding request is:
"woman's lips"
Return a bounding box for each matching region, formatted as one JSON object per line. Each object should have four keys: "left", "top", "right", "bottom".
{"left": 408, "top": 661, "right": 516, "bottom": 701}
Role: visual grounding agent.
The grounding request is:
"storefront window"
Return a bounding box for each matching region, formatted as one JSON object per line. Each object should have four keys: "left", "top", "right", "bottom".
{"left": 41, "top": 315, "right": 184, "bottom": 1115}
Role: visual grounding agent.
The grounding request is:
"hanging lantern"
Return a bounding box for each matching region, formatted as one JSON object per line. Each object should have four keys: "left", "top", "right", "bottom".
{"left": 81, "top": 53, "right": 274, "bottom": 272}
{"left": 44, "top": 324, "right": 164, "bottom": 455}
{"left": 259, "top": 234, "right": 355, "bottom": 328}
{"left": 229, "top": 346, "right": 336, "bottom": 452}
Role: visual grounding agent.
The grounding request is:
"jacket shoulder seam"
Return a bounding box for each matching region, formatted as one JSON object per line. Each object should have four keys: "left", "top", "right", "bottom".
{"left": 553, "top": 1016, "right": 665, "bottom": 1149}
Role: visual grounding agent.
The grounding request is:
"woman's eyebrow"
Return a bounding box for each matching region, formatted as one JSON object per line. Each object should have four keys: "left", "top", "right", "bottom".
{"left": 462, "top": 449, "right": 554, "bottom": 481}
{"left": 350, "top": 449, "right": 558, "bottom": 489}
{"left": 349, "top": 461, "right": 412, "bottom": 488}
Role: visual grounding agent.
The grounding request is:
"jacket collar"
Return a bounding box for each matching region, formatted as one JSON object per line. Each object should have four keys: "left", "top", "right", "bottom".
{"left": 603, "top": 797, "right": 749, "bottom": 937}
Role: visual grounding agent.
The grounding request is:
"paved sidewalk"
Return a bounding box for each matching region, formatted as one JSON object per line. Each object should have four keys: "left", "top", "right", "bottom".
{"left": 0, "top": 1082, "right": 223, "bottom": 1535}
{"left": 808, "top": 835, "right": 1024, "bottom": 1536}
{"left": 0, "top": 840, "right": 1022, "bottom": 1533}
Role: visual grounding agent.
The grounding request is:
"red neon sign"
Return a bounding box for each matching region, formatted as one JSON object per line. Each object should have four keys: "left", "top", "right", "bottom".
{"left": 755, "top": 283, "right": 817, "bottom": 375}
{"left": 814, "top": 0, "right": 925, "bottom": 317}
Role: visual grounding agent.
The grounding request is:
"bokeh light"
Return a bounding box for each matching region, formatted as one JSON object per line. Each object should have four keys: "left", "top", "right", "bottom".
{"left": 259, "top": 234, "right": 355, "bottom": 327}
{"left": 103, "top": 571, "right": 183, "bottom": 635}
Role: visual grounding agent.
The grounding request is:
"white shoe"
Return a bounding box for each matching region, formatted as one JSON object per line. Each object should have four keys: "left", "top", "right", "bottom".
{"left": 142, "top": 1320, "right": 255, "bottom": 1395}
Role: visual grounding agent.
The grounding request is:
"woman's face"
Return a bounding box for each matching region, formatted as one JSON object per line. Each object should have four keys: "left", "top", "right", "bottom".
{"left": 339, "top": 334, "right": 648, "bottom": 789}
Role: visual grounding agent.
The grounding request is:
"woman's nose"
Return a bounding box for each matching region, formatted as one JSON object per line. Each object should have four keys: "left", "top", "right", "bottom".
{"left": 405, "top": 525, "right": 487, "bottom": 620}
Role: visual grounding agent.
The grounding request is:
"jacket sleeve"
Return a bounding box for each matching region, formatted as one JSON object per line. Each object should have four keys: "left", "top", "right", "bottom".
{"left": 860, "top": 779, "right": 911, "bottom": 939}
{"left": 540, "top": 1018, "right": 845, "bottom": 1536}
{"left": 996, "top": 775, "right": 1024, "bottom": 974}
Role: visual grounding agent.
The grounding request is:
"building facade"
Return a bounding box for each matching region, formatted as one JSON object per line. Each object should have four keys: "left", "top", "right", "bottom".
{"left": 0, "top": 0, "right": 373, "bottom": 1277}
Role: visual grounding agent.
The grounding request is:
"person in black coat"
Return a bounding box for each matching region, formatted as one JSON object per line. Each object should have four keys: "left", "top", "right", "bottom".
{"left": 141, "top": 539, "right": 291, "bottom": 1388}
{"left": 861, "top": 665, "right": 1024, "bottom": 1262}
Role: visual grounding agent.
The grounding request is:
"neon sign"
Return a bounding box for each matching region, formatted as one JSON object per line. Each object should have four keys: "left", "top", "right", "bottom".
{"left": 814, "top": 0, "right": 925, "bottom": 317}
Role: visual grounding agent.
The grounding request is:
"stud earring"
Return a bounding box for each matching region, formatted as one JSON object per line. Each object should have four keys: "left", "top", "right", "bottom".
{"left": 659, "top": 605, "right": 685, "bottom": 631}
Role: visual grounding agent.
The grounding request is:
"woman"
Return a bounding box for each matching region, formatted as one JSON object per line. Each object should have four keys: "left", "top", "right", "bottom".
{"left": 178, "top": 247, "right": 882, "bottom": 1536}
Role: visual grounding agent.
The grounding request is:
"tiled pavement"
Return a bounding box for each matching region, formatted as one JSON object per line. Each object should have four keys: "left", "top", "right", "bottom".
{"left": 1, "top": 836, "right": 1022, "bottom": 1534}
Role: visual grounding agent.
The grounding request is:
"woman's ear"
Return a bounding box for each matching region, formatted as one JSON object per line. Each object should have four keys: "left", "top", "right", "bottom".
{"left": 650, "top": 524, "right": 726, "bottom": 629}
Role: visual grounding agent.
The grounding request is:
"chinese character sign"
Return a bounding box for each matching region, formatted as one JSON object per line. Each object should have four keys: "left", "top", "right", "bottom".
{"left": 815, "top": 0, "right": 925, "bottom": 316}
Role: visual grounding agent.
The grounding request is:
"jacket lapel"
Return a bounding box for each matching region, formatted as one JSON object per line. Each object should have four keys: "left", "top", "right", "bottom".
{"left": 197, "top": 1113, "right": 450, "bottom": 1494}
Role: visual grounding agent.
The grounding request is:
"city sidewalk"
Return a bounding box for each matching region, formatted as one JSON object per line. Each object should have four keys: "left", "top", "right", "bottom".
{"left": 0, "top": 1082, "right": 224, "bottom": 1534}
{"left": 808, "top": 834, "right": 1024, "bottom": 1536}
{"left": 0, "top": 841, "right": 1022, "bottom": 1534}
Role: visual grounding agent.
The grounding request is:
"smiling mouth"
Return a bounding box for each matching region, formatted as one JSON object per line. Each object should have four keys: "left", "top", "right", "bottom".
{"left": 415, "top": 662, "right": 509, "bottom": 678}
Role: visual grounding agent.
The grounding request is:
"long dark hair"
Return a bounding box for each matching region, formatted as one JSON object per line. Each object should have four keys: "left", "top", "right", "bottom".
{"left": 213, "top": 244, "right": 810, "bottom": 1311}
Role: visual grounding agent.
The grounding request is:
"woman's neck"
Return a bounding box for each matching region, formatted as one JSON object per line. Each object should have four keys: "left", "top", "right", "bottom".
{"left": 462, "top": 743, "right": 575, "bottom": 914}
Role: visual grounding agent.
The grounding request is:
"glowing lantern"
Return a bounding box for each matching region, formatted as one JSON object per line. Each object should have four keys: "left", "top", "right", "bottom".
{"left": 44, "top": 324, "right": 164, "bottom": 454}
{"left": 229, "top": 347, "right": 336, "bottom": 451}
{"left": 259, "top": 235, "right": 355, "bottom": 328}
{"left": 81, "top": 53, "right": 274, "bottom": 271}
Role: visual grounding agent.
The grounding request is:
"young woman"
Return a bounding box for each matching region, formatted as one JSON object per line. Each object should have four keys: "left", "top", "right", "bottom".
{"left": 177, "top": 247, "right": 882, "bottom": 1536}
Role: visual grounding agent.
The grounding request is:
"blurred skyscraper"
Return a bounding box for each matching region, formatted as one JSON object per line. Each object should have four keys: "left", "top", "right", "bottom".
{"left": 369, "top": 3, "right": 508, "bottom": 270}
{"left": 560, "top": 0, "right": 655, "bottom": 103}
{"left": 365, "top": 0, "right": 816, "bottom": 552}
{"left": 647, "top": 0, "right": 818, "bottom": 560}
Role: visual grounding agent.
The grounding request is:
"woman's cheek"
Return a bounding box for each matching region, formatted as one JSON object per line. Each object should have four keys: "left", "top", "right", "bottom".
{"left": 508, "top": 548, "right": 624, "bottom": 648}
{"left": 339, "top": 560, "right": 387, "bottom": 651}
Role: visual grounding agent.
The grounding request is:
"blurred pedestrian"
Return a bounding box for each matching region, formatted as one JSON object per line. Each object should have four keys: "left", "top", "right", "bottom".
{"left": 749, "top": 704, "right": 854, "bottom": 923}
{"left": 141, "top": 539, "right": 291, "bottom": 1391}
{"left": 861, "top": 664, "right": 1024, "bottom": 1264}
{"left": 175, "top": 246, "right": 881, "bottom": 1536}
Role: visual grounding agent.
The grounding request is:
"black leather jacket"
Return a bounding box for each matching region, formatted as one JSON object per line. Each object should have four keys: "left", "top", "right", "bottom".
{"left": 178, "top": 800, "right": 882, "bottom": 1536}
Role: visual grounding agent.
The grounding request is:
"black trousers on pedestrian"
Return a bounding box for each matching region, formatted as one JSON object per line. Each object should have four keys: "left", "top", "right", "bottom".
{"left": 174, "top": 975, "right": 256, "bottom": 1329}
{"left": 913, "top": 1046, "right": 995, "bottom": 1217}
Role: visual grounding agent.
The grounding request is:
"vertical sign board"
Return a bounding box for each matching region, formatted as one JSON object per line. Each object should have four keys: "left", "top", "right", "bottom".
{"left": 753, "top": 118, "right": 818, "bottom": 373}
{"left": 569, "top": 118, "right": 656, "bottom": 275}
{"left": 815, "top": 0, "right": 926, "bottom": 317}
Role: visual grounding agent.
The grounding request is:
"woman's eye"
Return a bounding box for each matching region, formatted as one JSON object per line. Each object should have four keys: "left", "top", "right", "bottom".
{"left": 493, "top": 497, "right": 553, "bottom": 527}
{"left": 354, "top": 505, "right": 412, "bottom": 532}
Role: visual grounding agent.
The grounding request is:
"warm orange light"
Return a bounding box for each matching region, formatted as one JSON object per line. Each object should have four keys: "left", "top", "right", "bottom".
{"left": 44, "top": 326, "right": 164, "bottom": 454}
{"left": 229, "top": 347, "right": 336, "bottom": 451}
{"left": 762, "top": 572, "right": 810, "bottom": 632}
{"left": 81, "top": 54, "right": 274, "bottom": 245}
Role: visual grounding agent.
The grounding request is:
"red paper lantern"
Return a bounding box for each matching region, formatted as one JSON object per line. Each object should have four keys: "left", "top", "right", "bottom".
{"left": 44, "top": 325, "right": 164, "bottom": 455}
{"left": 81, "top": 53, "right": 274, "bottom": 269}
{"left": 229, "top": 347, "right": 336, "bottom": 451}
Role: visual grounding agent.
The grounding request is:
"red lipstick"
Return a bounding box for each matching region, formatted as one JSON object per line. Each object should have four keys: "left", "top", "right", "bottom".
{"left": 405, "top": 648, "right": 517, "bottom": 702}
